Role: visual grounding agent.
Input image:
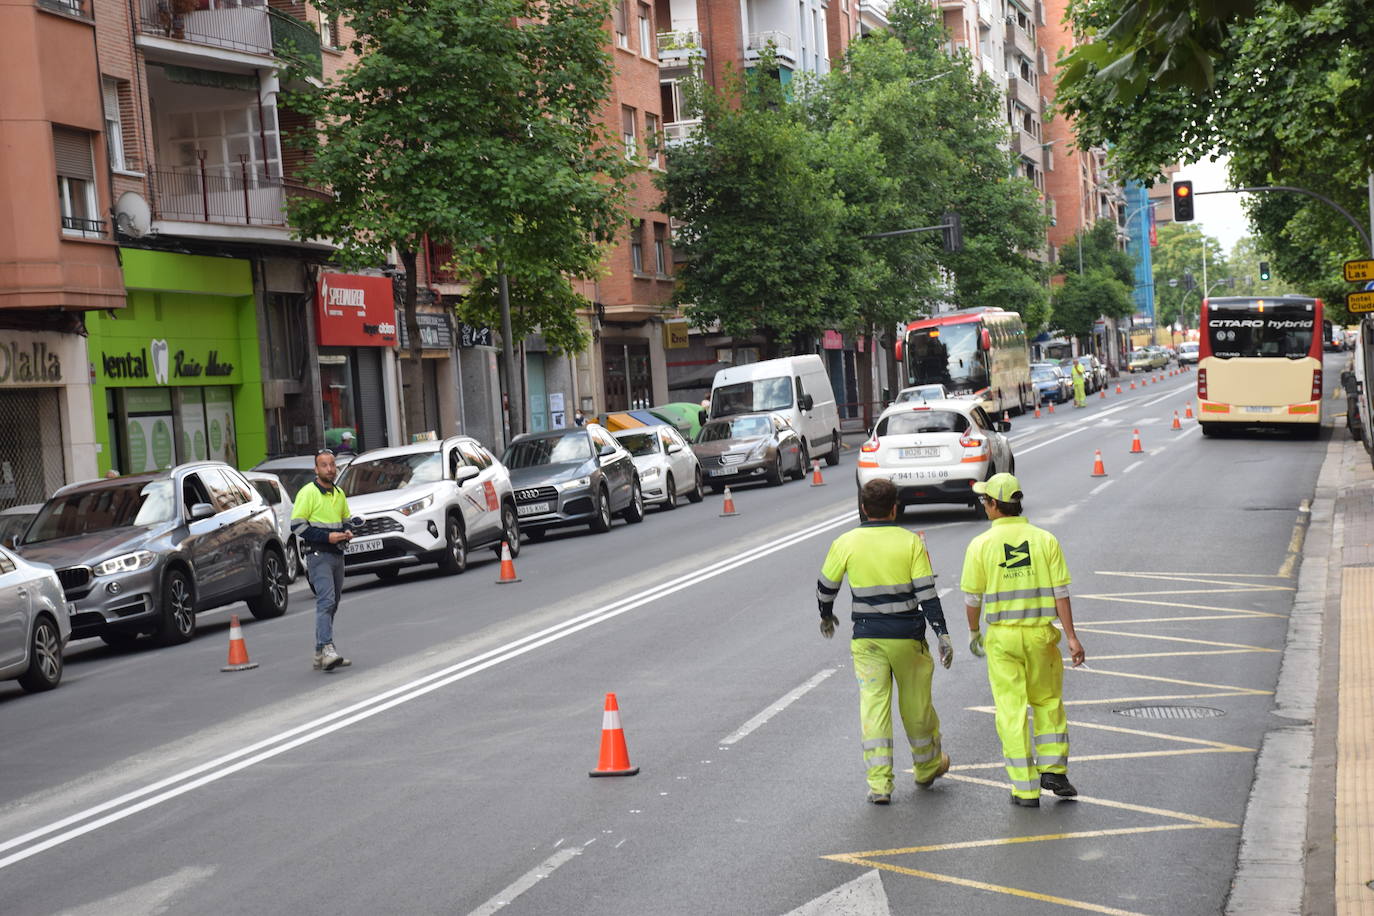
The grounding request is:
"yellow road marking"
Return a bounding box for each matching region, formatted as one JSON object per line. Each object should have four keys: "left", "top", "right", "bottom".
{"left": 1091, "top": 571, "right": 1291, "bottom": 580}
{"left": 1278, "top": 514, "right": 1308, "bottom": 579}
{"left": 1083, "top": 587, "right": 1295, "bottom": 596}
{"left": 1059, "top": 690, "right": 1263, "bottom": 706}
{"left": 1067, "top": 666, "right": 1273, "bottom": 695}
{"left": 948, "top": 747, "right": 1251, "bottom": 771}
{"left": 1074, "top": 613, "right": 1277, "bottom": 624}
{"left": 1071, "top": 627, "right": 1279, "bottom": 651}
{"left": 822, "top": 854, "right": 1154, "bottom": 916}
{"left": 1070, "top": 649, "right": 1268, "bottom": 660}
{"left": 961, "top": 709, "right": 1256, "bottom": 750}
{"left": 833, "top": 822, "right": 1220, "bottom": 858}
{"left": 941, "top": 772, "right": 1237, "bottom": 826}
{"left": 1078, "top": 596, "right": 1284, "bottom": 617}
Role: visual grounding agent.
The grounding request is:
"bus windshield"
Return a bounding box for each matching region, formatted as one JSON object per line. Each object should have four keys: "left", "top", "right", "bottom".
{"left": 1207, "top": 304, "right": 1315, "bottom": 359}
{"left": 906, "top": 323, "right": 987, "bottom": 391}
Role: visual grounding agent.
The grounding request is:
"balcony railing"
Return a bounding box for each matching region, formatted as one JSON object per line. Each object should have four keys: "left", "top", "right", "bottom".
{"left": 136, "top": 0, "right": 321, "bottom": 73}
{"left": 1005, "top": 20, "right": 1036, "bottom": 56}
{"left": 61, "top": 217, "right": 106, "bottom": 237}
{"left": 663, "top": 119, "right": 701, "bottom": 146}
{"left": 745, "top": 31, "right": 796, "bottom": 64}
{"left": 37, "top": 0, "right": 90, "bottom": 18}
{"left": 1008, "top": 74, "right": 1040, "bottom": 110}
{"left": 149, "top": 162, "right": 329, "bottom": 228}
{"left": 656, "top": 30, "right": 705, "bottom": 63}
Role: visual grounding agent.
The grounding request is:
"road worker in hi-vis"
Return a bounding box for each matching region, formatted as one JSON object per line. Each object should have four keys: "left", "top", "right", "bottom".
{"left": 961, "top": 473, "right": 1086, "bottom": 807}
{"left": 816, "top": 478, "right": 953, "bottom": 805}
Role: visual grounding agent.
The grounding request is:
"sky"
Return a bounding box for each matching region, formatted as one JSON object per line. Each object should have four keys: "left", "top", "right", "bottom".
{"left": 1169, "top": 156, "right": 1252, "bottom": 255}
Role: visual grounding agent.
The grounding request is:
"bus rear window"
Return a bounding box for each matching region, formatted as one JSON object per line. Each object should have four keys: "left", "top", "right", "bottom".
{"left": 1207, "top": 307, "right": 1314, "bottom": 359}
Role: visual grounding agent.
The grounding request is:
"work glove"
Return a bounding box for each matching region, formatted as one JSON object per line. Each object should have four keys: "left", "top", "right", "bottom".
{"left": 968, "top": 630, "right": 985, "bottom": 658}
{"left": 937, "top": 634, "right": 954, "bottom": 669}
{"left": 820, "top": 614, "right": 838, "bottom": 639}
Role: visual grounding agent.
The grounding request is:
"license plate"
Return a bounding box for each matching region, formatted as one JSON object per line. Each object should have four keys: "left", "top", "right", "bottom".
{"left": 1247, "top": 406, "right": 1275, "bottom": 414}
{"left": 892, "top": 469, "right": 951, "bottom": 481}
{"left": 344, "top": 539, "right": 384, "bottom": 555}
{"left": 517, "top": 502, "right": 551, "bottom": 516}
{"left": 709, "top": 468, "right": 734, "bottom": 477}
{"left": 900, "top": 447, "right": 940, "bottom": 459}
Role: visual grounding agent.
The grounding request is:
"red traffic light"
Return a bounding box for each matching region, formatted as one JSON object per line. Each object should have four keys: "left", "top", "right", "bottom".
{"left": 1172, "top": 180, "right": 1195, "bottom": 221}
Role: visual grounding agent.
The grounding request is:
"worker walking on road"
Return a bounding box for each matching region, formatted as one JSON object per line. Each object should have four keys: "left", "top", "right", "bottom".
{"left": 817, "top": 478, "right": 954, "bottom": 805}
{"left": 961, "top": 473, "right": 1085, "bottom": 806}
{"left": 1071, "top": 360, "right": 1087, "bottom": 408}
{"left": 291, "top": 449, "right": 354, "bottom": 672}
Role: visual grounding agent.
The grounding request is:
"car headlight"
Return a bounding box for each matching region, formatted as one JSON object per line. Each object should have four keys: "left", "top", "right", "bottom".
{"left": 396, "top": 494, "right": 434, "bottom": 517}
{"left": 559, "top": 476, "right": 591, "bottom": 491}
{"left": 640, "top": 466, "right": 660, "bottom": 478}
{"left": 93, "top": 550, "right": 157, "bottom": 577}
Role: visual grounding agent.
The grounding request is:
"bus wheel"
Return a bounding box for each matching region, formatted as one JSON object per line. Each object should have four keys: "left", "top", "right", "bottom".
{"left": 1200, "top": 423, "right": 1217, "bottom": 438}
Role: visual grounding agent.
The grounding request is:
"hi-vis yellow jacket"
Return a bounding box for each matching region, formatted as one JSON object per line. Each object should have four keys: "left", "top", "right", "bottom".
{"left": 960, "top": 516, "right": 1070, "bottom": 626}
{"left": 817, "top": 522, "right": 948, "bottom": 640}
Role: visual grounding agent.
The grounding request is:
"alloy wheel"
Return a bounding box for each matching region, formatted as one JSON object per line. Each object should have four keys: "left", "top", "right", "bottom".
{"left": 34, "top": 621, "right": 60, "bottom": 682}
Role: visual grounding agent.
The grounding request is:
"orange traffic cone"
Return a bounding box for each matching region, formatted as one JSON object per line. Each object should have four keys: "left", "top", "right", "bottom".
{"left": 810, "top": 459, "right": 826, "bottom": 487}
{"left": 1130, "top": 380, "right": 1136, "bottom": 390}
{"left": 589, "top": 693, "right": 639, "bottom": 777}
{"left": 1099, "top": 388, "right": 1107, "bottom": 399}
{"left": 1034, "top": 405, "right": 1042, "bottom": 419}
{"left": 1129, "top": 429, "right": 1144, "bottom": 453}
{"left": 221, "top": 614, "right": 257, "bottom": 672}
{"left": 1091, "top": 449, "right": 1107, "bottom": 477}
{"left": 495, "top": 540, "right": 520, "bottom": 584}
{"left": 1002, "top": 410, "right": 1011, "bottom": 426}
{"left": 1185, "top": 400, "right": 1195, "bottom": 419}
{"left": 1048, "top": 402, "right": 1056, "bottom": 414}
{"left": 720, "top": 486, "right": 739, "bottom": 517}
{"left": 1115, "top": 384, "right": 1123, "bottom": 395}
{"left": 1171, "top": 411, "right": 1182, "bottom": 430}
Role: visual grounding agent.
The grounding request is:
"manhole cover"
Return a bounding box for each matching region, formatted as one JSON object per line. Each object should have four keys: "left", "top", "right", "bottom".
{"left": 1113, "top": 705, "right": 1226, "bottom": 720}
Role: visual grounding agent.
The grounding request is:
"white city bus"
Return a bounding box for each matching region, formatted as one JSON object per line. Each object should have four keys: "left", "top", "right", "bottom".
{"left": 894, "top": 307, "right": 1033, "bottom": 416}
{"left": 1197, "top": 295, "right": 1324, "bottom": 437}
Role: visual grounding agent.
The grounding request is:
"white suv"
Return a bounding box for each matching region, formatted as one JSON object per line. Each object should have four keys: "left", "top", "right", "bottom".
{"left": 336, "top": 437, "right": 521, "bottom": 579}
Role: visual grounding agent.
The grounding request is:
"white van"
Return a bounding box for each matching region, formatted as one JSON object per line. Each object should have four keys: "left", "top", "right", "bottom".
{"left": 709, "top": 355, "right": 843, "bottom": 466}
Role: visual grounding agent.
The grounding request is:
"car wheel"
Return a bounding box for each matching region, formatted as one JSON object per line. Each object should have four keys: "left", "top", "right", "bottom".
{"left": 247, "top": 547, "right": 289, "bottom": 620}
{"left": 375, "top": 567, "right": 401, "bottom": 581}
{"left": 284, "top": 538, "right": 301, "bottom": 585}
{"left": 437, "top": 515, "right": 468, "bottom": 574}
{"left": 17, "top": 615, "right": 62, "bottom": 692}
{"left": 155, "top": 568, "right": 196, "bottom": 647}
{"left": 621, "top": 480, "right": 645, "bottom": 524}
{"left": 492, "top": 501, "right": 521, "bottom": 558}
{"left": 766, "top": 452, "right": 784, "bottom": 486}
{"left": 589, "top": 486, "right": 613, "bottom": 533}
{"left": 1008, "top": 454, "right": 1016, "bottom": 474}
{"left": 790, "top": 444, "right": 809, "bottom": 481}
{"left": 687, "top": 467, "right": 705, "bottom": 503}
{"left": 100, "top": 631, "right": 141, "bottom": 650}
{"left": 826, "top": 430, "right": 841, "bottom": 467}
{"left": 662, "top": 473, "right": 677, "bottom": 510}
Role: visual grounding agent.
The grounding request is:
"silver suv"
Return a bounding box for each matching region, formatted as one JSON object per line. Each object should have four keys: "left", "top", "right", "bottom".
{"left": 336, "top": 437, "right": 521, "bottom": 579}
{"left": 16, "top": 463, "right": 289, "bottom": 648}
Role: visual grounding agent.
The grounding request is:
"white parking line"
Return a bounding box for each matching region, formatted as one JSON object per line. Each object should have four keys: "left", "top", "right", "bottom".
{"left": 468, "top": 846, "right": 584, "bottom": 916}
{"left": 718, "top": 667, "right": 838, "bottom": 746}
{"left": 0, "top": 509, "right": 861, "bottom": 871}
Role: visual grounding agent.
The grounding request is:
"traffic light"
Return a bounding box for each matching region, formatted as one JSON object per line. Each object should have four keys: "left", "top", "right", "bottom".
{"left": 1183, "top": 271, "right": 1195, "bottom": 291}
{"left": 1172, "top": 180, "right": 1194, "bottom": 222}
{"left": 1259, "top": 261, "right": 1271, "bottom": 282}
{"left": 942, "top": 212, "right": 963, "bottom": 253}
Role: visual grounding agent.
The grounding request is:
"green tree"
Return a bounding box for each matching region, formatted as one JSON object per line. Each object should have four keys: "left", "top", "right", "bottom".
{"left": 1051, "top": 221, "right": 1135, "bottom": 338}
{"left": 285, "top": 0, "right": 629, "bottom": 433}
{"left": 1149, "top": 223, "right": 1225, "bottom": 329}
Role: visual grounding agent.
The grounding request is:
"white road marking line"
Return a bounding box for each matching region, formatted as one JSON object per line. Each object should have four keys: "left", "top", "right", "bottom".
{"left": 1122, "top": 461, "right": 1143, "bottom": 475}
{"left": 1142, "top": 386, "right": 1190, "bottom": 408}
{"left": 1089, "top": 479, "right": 1115, "bottom": 496}
{"left": 0, "top": 510, "right": 861, "bottom": 871}
{"left": 1017, "top": 426, "right": 1087, "bottom": 455}
{"left": 719, "top": 668, "right": 838, "bottom": 746}
{"left": 468, "top": 847, "right": 583, "bottom": 916}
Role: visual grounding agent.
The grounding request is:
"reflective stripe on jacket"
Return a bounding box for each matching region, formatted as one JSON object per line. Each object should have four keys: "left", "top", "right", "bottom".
{"left": 817, "top": 522, "right": 947, "bottom": 640}
{"left": 959, "top": 516, "right": 1070, "bottom": 626}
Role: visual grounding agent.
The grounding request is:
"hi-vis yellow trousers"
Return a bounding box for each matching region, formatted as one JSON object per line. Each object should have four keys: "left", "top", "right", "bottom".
{"left": 985, "top": 625, "right": 1070, "bottom": 799}
{"left": 852, "top": 639, "right": 944, "bottom": 793}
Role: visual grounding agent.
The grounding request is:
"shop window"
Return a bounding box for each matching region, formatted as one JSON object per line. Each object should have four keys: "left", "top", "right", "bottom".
{"left": 111, "top": 386, "right": 237, "bottom": 473}
{"left": 319, "top": 352, "right": 359, "bottom": 447}
{"left": 54, "top": 126, "right": 102, "bottom": 236}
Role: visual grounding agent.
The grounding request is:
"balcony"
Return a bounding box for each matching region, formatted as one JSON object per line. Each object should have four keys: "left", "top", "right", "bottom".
{"left": 149, "top": 163, "right": 328, "bottom": 228}
{"left": 36, "top": 0, "right": 91, "bottom": 17}
{"left": 1008, "top": 74, "right": 1040, "bottom": 111}
{"left": 135, "top": 0, "right": 320, "bottom": 75}
{"left": 662, "top": 119, "right": 701, "bottom": 146}
{"left": 744, "top": 31, "right": 797, "bottom": 66}
{"left": 1004, "top": 20, "right": 1035, "bottom": 57}
{"left": 1012, "top": 129, "right": 1042, "bottom": 160}
{"left": 657, "top": 30, "right": 705, "bottom": 65}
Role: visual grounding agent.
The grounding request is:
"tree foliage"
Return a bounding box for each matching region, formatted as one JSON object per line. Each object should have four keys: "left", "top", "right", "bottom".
{"left": 1148, "top": 222, "right": 1226, "bottom": 329}
{"left": 1052, "top": 221, "right": 1136, "bottom": 336}
{"left": 285, "top": 0, "right": 630, "bottom": 361}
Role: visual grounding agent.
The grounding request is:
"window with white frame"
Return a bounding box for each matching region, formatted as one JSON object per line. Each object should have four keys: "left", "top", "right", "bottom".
{"left": 621, "top": 106, "right": 637, "bottom": 161}
{"left": 644, "top": 113, "right": 661, "bottom": 168}
{"left": 102, "top": 78, "right": 127, "bottom": 171}
{"left": 638, "top": 3, "right": 653, "bottom": 58}
{"left": 318, "top": 10, "right": 340, "bottom": 48}
{"left": 630, "top": 221, "right": 644, "bottom": 274}
{"left": 54, "top": 126, "right": 101, "bottom": 236}
{"left": 653, "top": 223, "right": 667, "bottom": 275}
{"left": 166, "top": 104, "right": 281, "bottom": 180}
{"left": 613, "top": 0, "right": 630, "bottom": 48}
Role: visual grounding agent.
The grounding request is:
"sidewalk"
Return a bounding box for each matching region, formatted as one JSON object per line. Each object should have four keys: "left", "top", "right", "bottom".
{"left": 1229, "top": 427, "right": 1374, "bottom": 914}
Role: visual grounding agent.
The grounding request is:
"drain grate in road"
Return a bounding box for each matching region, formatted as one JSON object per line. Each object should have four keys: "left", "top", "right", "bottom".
{"left": 1113, "top": 705, "right": 1226, "bottom": 720}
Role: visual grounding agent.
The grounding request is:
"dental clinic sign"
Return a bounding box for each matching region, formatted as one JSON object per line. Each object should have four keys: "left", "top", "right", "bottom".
{"left": 100, "top": 339, "right": 235, "bottom": 383}
{"left": 316, "top": 273, "right": 398, "bottom": 347}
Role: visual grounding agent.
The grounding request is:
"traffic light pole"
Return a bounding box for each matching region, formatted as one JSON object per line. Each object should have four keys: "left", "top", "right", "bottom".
{"left": 1193, "top": 185, "right": 1372, "bottom": 254}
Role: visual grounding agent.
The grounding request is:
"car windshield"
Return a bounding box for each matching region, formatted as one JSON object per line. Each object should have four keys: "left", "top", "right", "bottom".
{"left": 502, "top": 432, "right": 592, "bottom": 468}
{"left": 25, "top": 480, "right": 176, "bottom": 543}
{"left": 699, "top": 416, "right": 771, "bottom": 442}
{"left": 1131, "top": 350, "right": 1150, "bottom": 360}
{"left": 906, "top": 323, "right": 988, "bottom": 391}
{"left": 615, "top": 433, "right": 660, "bottom": 457}
{"left": 339, "top": 452, "right": 442, "bottom": 495}
{"left": 711, "top": 377, "right": 792, "bottom": 417}
{"left": 0, "top": 513, "right": 36, "bottom": 546}
{"left": 1032, "top": 368, "right": 1057, "bottom": 381}
{"left": 878, "top": 410, "right": 969, "bottom": 435}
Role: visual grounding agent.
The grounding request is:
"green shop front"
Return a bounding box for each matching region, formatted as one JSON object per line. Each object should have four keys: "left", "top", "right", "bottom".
{"left": 87, "top": 249, "right": 266, "bottom": 475}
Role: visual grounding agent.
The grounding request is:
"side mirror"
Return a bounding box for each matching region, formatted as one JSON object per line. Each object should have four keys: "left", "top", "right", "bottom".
{"left": 189, "top": 502, "right": 215, "bottom": 521}
{"left": 599, "top": 444, "right": 617, "bottom": 457}
{"left": 799, "top": 394, "right": 814, "bottom": 411}
{"left": 667, "top": 443, "right": 683, "bottom": 454}
{"left": 454, "top": 465, "right": 479, "bottom": 483}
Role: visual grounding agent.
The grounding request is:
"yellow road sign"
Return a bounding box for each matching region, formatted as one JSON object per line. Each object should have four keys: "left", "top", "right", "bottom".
{"left": 1344, "top": 259, "right": 1374, "bottom": 283}
{"left": 1349, "top": 291, "right": 1374, "bottom": 313}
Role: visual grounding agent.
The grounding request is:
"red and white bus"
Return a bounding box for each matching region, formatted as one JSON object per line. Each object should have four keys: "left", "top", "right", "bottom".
{"left": 1198, "top": 296, "right": 1323, "bottom": 436}
{"left": 894, "top": 307, "right": 1033, "bottom": 415}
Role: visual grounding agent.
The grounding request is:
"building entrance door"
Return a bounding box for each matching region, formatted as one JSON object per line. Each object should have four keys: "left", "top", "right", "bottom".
{"left": 603, "top": 340, "right": 652, "bottom": 411}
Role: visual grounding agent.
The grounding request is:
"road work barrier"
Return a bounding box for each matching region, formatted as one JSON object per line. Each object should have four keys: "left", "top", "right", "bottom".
{"left": 589, "top": 693, "right": 639, "bottom": 777}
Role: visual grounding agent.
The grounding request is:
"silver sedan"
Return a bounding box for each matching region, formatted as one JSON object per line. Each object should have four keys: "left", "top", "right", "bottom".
{"left": 0, "top": 545, "right": 69, "bottom": 693}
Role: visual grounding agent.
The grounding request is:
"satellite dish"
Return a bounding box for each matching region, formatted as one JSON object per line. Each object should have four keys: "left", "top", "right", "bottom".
{"left": 114, "top": 192, "right": 152, "bottom": 238}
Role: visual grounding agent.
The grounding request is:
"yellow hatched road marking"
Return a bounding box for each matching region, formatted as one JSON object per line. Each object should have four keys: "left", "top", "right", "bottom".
{"left": 1082, "top": 587, "right": 1295, "bottom": 596}
{"left": 1091, "top": 571, "right": 1291, "bottom": 580}
{"left": 1071, "top": 627, "right": 1279, "bottom": 651}
{"left": 962, "top": 710, "right": 1255, "bottom": 750}
{"left": 1059, "top": 690, "right": 1263, "bottom": 706}
{"left": 1068, "top": 666, "right": 1273, "bottom": 694}
{"left": 1071, "top": 649, "right": 1268, "bottom": 660}
{"left": 941, "top": 773, "right": 1237, "bottom": 826}
{"left": 1078, "top": 596, "right": 1284, "bottom": 617}
{"left": 832, "top": 822, "right": 1218, "bottom": 859}
{"left": 948, "top": 746, "right": 1251, "bottom": 772}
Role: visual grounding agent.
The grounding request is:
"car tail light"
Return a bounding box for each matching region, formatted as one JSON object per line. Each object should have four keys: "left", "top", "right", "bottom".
{"left": 860, "top": 437, "right": 880, "bottom": 453}
{"left": 959, "top": 435, "right": 988, "bottom": 462}
{"left": 1197, "top": 367, "right": 1207, "bottom": 400}
{"left": 1311, "top": 369, "right": 1322, "bottom": 401}
{"left": 958, "top": 434, "right": 981, "bottom": 449}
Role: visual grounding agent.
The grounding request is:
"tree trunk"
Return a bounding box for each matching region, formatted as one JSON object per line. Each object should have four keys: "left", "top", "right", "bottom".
{"left": 398, "top": 247, "right": 424, "bottom": 441}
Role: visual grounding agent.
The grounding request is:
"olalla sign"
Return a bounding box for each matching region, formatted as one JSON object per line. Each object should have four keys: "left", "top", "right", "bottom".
{"left": 316, "top": 273, "right": 398, "bottom": 347}
{"left": 0, "top": 340, "right": 62, "bottom": 384}
{"left": 101, "top": 339, "right": 234, "bottom": 383}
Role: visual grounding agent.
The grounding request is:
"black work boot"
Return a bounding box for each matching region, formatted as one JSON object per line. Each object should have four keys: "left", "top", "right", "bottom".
{"left": 1040, "top": 773, "right": 1077, "bottom": 797}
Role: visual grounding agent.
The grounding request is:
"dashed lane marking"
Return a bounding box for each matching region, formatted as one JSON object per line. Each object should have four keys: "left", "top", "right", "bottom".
{"left": 718, "top": 668, "right": 837, "bottom": 746}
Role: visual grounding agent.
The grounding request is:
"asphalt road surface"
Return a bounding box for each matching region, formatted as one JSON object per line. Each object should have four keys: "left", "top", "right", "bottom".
{"left": 0, "top": 366, "right": 1334, "bottom": 915}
